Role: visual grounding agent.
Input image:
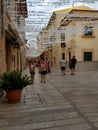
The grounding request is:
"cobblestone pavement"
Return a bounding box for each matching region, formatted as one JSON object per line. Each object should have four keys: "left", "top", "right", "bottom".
{"left": 0, "top": 67, "right": 98, "bottom": 130}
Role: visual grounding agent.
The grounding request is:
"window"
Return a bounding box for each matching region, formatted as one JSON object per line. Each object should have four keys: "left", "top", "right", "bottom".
{"left": 61, "top": 33, "right": 66, "bottom": 48}
{"left": 17, "top": 16, "right": 20, "bottom": 26}
{"left": 6, "top": 0, "right": 10, "bottom": 14}
{"left": 84, "top": 52, "right": 92, "bottom": 61}
{"left": 50, "top": 34, "right": 56, "bottom": 44}
{"left": 61, "top": 33, "right": 65, "bottom": 42}
{"left": 84, "top": 26, "right": 93, "bottom": 36}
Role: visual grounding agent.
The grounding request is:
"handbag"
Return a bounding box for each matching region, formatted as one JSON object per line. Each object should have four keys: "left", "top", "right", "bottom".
{"left": 30, "top": 67, "right": 35, "bottom": 73}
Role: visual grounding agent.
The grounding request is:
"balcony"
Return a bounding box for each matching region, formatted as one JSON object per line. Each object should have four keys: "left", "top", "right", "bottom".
{"left": 61, "top": 42, "right": 66, "bottom": 48}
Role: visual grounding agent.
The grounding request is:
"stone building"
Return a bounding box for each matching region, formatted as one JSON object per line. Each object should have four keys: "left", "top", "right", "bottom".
{"left": 41, "top": 5, "right": 98, "bottom": 71}
{"left": 0, "top": 0, "right": 27, "bottom": 74}
{"left": 60, "top": 5, "right": 98, "bottom": 71}
{"left": 37, "top": 27, "right": 52, "bottom": 63}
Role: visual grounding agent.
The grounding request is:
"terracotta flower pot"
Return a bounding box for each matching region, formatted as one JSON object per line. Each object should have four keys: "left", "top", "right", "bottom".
{"left": 6, "top": 89, "right": 22, "bottom": 103}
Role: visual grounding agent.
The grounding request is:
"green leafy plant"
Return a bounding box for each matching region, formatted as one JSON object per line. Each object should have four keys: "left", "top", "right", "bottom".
{"left": 0, "top": 70, "right": 31, "bottom": 91}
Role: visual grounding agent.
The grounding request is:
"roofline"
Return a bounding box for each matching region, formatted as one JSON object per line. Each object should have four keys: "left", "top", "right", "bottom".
{"left": 46, "top": 12, "right": 56, "bottom": 28}
{"left": 71, "top": 9, "right": 98, "bottom": 13}
{"left": 60, "top": 9, "right": 98, "bottom": 26}
{"left": 46, "top": 6, "right": 97, "bottom": 28}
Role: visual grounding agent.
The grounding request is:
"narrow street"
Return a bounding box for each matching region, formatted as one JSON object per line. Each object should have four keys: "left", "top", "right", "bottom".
{"left": 0, "top": 67, "right": 98, "bottom": 130}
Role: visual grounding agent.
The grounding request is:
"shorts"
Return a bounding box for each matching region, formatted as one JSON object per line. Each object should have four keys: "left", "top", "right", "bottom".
{"left": 70, "top": 65, "right": 75, "bottom": 69}
{"left": 40, "top": 71, "right": 47, "bottom": 75}
{"left": 30, "top": 72, "right": 35, "bottom": 75}
{"left": 61, "top": 66, "right": 66, "bottom": 70}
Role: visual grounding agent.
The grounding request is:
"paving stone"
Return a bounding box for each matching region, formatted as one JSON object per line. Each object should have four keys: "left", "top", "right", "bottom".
{"left": 0, "top": 68, "right": 98, "bottom": 129}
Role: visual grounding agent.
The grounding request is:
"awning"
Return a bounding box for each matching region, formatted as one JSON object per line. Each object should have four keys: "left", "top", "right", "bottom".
{"left": 5, "top": 30, "right": 16, "bottom": 39}
{"left": 5, "top": 24, "right": 24, "bottom": 46}
{"left": 26, "top": 52, "right": 42, "bottom": 58}
{"left": 26, "top": 46, "right": 43, "bottom": 58}
{"left": 5, "top": 30, "right": 19, "bottom": 48}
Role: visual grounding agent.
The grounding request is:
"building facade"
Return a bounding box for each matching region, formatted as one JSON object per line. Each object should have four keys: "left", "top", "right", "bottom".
{"left": 60, "top": 6, "right": 98, "bottom": 71}
{"left": 0, "top": 0, "right": 28, "bottom": 74}
{"left": 41, "top": 5, "right": 98, "bottom": 71}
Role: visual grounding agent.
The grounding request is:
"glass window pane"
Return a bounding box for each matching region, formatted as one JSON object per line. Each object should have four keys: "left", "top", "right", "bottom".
{"left": 84, "top": 26, "right": 93, "bottom": 36}
{"left": 84, "top": 52, "right": 92, "bottom": 61}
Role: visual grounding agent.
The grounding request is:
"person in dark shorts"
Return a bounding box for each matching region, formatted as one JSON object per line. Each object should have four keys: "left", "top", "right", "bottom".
{"left": 70, "top": 55, "right": 77, "bottom": 75}
{"left": 39, "top": 58, "right": 48, "bottom": 83}
{"left": 60, "top": 58, "right": 66, "bottom": 75}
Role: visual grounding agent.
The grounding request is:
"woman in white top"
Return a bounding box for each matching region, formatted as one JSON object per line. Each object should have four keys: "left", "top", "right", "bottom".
{"left": 60, "top": 58, "right": 66, "bottom": 75}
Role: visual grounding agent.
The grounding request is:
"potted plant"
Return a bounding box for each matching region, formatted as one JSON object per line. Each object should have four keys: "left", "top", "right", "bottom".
{"left": 0, "top": 70, "right": 31, "bottom": 103}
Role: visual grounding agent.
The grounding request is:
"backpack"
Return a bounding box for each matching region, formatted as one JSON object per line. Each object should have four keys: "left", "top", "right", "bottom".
{"left": 40, "top": 62, "right": 47, "bottom": 71}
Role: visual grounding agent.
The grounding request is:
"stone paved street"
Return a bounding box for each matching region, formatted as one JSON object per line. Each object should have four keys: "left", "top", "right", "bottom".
{"left": 0, "top": 67, "right": 98, "bottom": 130}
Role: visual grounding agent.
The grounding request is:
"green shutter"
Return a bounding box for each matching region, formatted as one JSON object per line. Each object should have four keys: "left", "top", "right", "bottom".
{"left": 84, "top": 52, "right": 92, "bottom": 61}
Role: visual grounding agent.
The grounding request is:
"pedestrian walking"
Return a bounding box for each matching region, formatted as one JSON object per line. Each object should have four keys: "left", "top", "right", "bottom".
{"left": 60, "top": 58, "right": 66, "bottom": 75}
{"left": 39, "top": 58, "right": 48, "bottom": 83}
{"left": 45, "top": 57, "right": 51, "bottom": 73}
{"left": 28, "top": 59, "right": 35, "bottom": 84}
{"left": 70, "top": 55, "right": 77, "bottom": 75}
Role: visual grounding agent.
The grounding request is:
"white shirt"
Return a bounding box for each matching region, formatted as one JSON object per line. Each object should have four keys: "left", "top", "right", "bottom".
{"left": 60, "top": 59, "right": 66, "bottom": 67}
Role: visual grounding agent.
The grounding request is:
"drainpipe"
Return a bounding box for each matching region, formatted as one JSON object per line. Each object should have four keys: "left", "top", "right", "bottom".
{"left": 1, "top": 0, "right": 4, "bottom": 35}
{"left": 20, "top": 47, "right": 22, "bottom": 72}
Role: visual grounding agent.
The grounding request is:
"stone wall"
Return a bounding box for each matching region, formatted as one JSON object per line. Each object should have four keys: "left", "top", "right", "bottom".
{"left": 0, "top": 36, "right": 6, "bottom": 74}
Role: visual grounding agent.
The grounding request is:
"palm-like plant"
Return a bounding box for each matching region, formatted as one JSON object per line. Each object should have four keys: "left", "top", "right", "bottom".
{"left": 0, "top": 70, "right": 31, "bottom": 91}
